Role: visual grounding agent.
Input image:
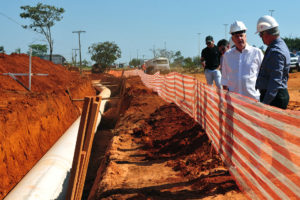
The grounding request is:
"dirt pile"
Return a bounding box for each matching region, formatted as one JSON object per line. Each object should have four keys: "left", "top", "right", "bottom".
{"left": 88, "top": 76, "right": 246, "bottom": 199}
{"left": 0, "top": 54, "right": 96, "bottom": 199}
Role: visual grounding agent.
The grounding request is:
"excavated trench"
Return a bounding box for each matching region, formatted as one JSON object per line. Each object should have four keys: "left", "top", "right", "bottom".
{"left": 83, "top": 76, "right": 246, "bottom": 200}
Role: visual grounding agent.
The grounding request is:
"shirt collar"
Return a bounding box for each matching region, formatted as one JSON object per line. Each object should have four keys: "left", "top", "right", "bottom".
{"left": 233, "top": 43, "right": 250, "bottom": 53}
{"left": 269, "top": 37, "right": 281, "bottom": 47}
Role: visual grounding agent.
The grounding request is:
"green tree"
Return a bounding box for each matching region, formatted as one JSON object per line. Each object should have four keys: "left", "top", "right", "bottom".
{"left": 88, "top": 41, "right": 121, "bottom": 72}
{"left": 0, "top": 46, "right": 4, "bottom": 53}
{"left": 183, "top": 57, "right": 194, "bottom": 68}
{"left": 193, "top": 56, "right": 201, "bottom": 67}
{"left": 282, "top": 37, "right": 300, "bottom": 51}
{"left": 81, "top": 59, "right": 91, "bottom": 67}
{"left": 20, "top": 3, "right": 65, "bottom": 61}
{"left": 13, "top": 48, "right": 21, "bottom": 54}
{"left": 28, "top": 44, "right": 48, "bottom": 57}
{"left": 129, "top": 58, "right": 143, "bottom": 67}
{"left": 171, "top": 51, "right": 184, "bottom": 67}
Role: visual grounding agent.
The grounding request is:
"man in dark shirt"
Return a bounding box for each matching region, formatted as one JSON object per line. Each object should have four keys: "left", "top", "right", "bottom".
{"left": 255, "top": 15, "right": 290, "bottom": 109}
{"left": 201, "top": 36, "right": 221, "bottom": 89}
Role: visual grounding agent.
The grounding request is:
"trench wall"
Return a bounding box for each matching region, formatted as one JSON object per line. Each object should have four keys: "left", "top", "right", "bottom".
{"left": 109, "top": 69, "right": 300, "bottom": 200}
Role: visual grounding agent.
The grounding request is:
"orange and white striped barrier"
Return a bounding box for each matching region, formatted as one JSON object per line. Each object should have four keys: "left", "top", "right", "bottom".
{"left": 110, "top": 69, "right": 300, "bottom": 200}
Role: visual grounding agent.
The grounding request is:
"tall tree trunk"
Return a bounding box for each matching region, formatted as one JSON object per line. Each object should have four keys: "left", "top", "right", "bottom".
{"left": 49, "top": 48, "right": 53, "bottom": 61}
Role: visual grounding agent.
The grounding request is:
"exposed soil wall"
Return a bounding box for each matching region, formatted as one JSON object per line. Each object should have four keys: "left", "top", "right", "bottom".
{"left": 0, "top": 54, "right": 95, "bottom": 199}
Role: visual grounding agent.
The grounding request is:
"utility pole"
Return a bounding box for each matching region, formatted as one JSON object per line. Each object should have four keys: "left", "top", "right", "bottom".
{"left": 72, "top": 30, "right": 86, "bottom": 66}
{"left": 224, "top": 24, "right": 228, "bottom": 40}
{"left": 269, "top": 9, "right": 275, "bottom": 16}
{"left": 72, "top": 49, "right": 79, "bottom": 66}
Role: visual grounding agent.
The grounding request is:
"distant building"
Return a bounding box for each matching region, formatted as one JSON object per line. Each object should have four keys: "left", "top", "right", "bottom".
{"left": 40, "top": 54, "right": 66, "bottom": 65}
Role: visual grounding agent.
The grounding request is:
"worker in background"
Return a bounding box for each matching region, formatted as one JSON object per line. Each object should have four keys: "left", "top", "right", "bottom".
{"left": 221, "top": 21, "right": 264, "bottom": 100}
{"left": 201, "top": 35, "right": 221, "bottom": 89}
{"left": 141, "top": 63, "right": 146, "bottom": 72}
{"left": 217, "top": 39, "right": 230, "bottom": 72}
{"left": 255, "top": 15, "right": 290, "bottom": 109}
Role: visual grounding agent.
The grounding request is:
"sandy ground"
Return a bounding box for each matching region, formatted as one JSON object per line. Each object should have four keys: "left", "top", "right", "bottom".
{"left": 1, "top": 54, "right": 299, "bottom": 199}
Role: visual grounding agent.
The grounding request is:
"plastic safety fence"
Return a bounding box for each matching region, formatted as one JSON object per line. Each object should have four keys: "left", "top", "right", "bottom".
{"left": 108, "top": 69, "right": 300, "bottom": 200}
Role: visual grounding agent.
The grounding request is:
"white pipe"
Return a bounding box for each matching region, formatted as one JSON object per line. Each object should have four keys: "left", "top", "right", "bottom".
{"left": 5, "top": 83, "right": 111, "bottom": 200}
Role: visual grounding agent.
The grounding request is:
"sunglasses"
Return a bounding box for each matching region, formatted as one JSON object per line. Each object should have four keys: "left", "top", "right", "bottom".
{"left": 259, "top": 31, "right": 265, "bottom": 37}
{"left": 206, "top": 42, "right": 212, "bottom": 45}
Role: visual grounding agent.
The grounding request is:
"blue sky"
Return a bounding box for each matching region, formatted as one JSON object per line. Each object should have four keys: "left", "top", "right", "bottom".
{"left": 1, "top": 0, "right": 300, "bottom": 65}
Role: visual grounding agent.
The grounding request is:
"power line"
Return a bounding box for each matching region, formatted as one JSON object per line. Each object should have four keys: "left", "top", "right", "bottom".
{"left": 0, "top": 12, "right": 23, "bottom": 27}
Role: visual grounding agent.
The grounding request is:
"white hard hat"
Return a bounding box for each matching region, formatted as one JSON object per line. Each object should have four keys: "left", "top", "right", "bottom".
{"left": 256, "top": 15, "right": 279, "bottom": 33}
{"left": 229, "top": 21, "right": 247, "bottom": 34}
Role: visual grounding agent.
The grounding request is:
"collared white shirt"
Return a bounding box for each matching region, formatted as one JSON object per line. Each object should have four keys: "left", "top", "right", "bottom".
{"left": 221, "top": 44, "right": 264, "bottom": 100}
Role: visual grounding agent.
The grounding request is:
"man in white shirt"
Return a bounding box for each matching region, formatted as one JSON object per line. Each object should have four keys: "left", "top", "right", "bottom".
{"left": 221, "top": 20, "right": 264, "bottom": 100}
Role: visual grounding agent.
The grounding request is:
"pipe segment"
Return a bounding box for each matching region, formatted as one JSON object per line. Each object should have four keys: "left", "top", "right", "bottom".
{"left": 5, "top": 83, "right": 111, "bottom": 200}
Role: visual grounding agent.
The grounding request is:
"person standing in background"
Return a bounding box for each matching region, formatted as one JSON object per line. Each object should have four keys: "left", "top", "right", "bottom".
{"left": 201, "top": 36, "right": 221, "bottom": 89}
{"left": 221, "top": 21, "right": 264, "bottom": 100}
{"left": 217, "top": 39, "right": 230, "bottom": 72}
{"left": 255, "top": 15, "right": 290, "bottom": 109}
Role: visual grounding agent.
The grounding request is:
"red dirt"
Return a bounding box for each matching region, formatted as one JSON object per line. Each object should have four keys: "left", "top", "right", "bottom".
{"left": 0, "top": 53, "right": 97, "bottom": 199}
{"left": 87, "top": 76, "right": 246, "bottom": 199}
{"left": 1, "top": 54, "right": 300, "bottom": 199}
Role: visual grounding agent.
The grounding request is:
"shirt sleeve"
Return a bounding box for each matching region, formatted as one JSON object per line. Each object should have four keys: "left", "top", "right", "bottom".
{"left": 262, "top": 51, "right": 285, "bottom": 104}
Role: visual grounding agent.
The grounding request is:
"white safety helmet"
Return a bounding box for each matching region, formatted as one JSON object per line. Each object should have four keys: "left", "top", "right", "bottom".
{"left": 256, "top": 15, "right": 279, "bottom": 33}
{"left": 229, "top": 21, "right": 247, "bottom": 34}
